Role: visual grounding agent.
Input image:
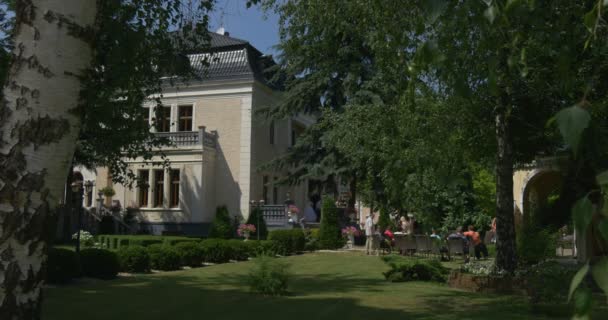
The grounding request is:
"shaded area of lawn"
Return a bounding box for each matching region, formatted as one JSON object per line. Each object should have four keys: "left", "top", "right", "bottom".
{"left": 43, "top": 253, "right": 605, "bottom": 320}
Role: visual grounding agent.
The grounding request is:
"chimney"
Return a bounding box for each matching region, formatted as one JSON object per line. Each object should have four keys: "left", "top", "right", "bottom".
{"left": 215, "top": 26, "right": 225, "bottom": 35}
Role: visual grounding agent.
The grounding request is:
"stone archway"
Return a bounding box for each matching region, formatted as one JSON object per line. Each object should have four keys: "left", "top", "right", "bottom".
{"left": 521, "top": 170, "right": 563, "bottom": 222}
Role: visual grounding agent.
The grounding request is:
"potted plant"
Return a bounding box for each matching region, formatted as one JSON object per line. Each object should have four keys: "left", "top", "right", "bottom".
{"left": 237, "top": 224, "right": 256, "bottom": 241}
{"left": 341, "top": 226, "right": 360, "bottom": 249}
{"left": 100, "top": 186, "right": 116, "bottom": 206}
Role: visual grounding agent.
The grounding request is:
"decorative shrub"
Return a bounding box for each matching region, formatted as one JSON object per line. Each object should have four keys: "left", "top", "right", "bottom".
{"left": 175, "top": 241, "right": 204, "bottom": 267}
{"left": 382, "top": 255, "right": 448, "bottom": 283}
{"left": 319, "top": 197, "right": 342, "bottom": 249}
{"left": 199, "top": 239, "right": 233, "bottom": 263}
{"left": 72, "top": 230, "right": 95, "bottom": 248}
{"left": 304, "top": 228, "right": 320, "bottom": 251}
{"left": 246, "top": 207, "right": 268, "bottom": 239}
{"left": 96, "top": 235, "right": 197, "bottom": 249}
{"left": 247, "top": 255, "right": 290, "bottom": 296}
{"left": 268, "top": 229, "right": 305, "bottom": 255}
{"left": 117, "top": 246, "right": 150, "bottom": 273}
{"left": 79, "top": 248, "right": 119, "bottom": 279}
{"left": 517, "top": 216, "right": 558, "bottom": 265}
{"left": 208, "top": 206, "right": 234, "bottom": 239}
{"left": 148, "top": 244, "right": 182, "bottom": 271}
{"left": 100, "top": 186, "right": 116, "bottom": 198}
{"left": 517, "top": 260, "right": 577, "bottom": 305}
{"left": 46, "top": 248, "right": 81, "bottom": 284}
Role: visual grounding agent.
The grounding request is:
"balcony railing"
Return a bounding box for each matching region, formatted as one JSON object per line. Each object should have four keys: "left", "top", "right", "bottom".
{"left": 154, "top": 127, "right": 217, "bottom": 148}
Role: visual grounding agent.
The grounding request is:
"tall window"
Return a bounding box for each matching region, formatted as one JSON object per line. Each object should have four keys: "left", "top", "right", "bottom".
{"left": 272, "top": 177, "right": 278, "bottom": 204}
{"left": 178, "top": 105, "right": 193, "bottom": 131}
{"left": 269, "top": 120, "right": 275, "bottom": 145}
{"left": 85, "top": 190, "right": 93, "bottom": 207}
{"left": 170, "top": 169, "right": 180, "bottom": 208}
{"left": 143, "top": 108, "right": 150, "bottom": 128}
{"left": 155, "top": 106, "right": 171, "bottom": 132}
{"left": 153, "top": 170, "right": 164, "bottom": 207}
{"left": 262, "top": 176, "right": 269, "bottom": 204}
{"left": 138, "top": 170, "right": 149, "bottom": 207}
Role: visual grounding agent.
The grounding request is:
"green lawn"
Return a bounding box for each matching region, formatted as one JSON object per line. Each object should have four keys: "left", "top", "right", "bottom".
{"left": 43, "top": 252, "right": 604, "bottom": 320}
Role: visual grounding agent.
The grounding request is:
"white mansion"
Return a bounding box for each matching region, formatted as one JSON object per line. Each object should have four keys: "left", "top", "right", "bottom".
{"left": 77, "top": 31, "right": 312, "bottom": 236}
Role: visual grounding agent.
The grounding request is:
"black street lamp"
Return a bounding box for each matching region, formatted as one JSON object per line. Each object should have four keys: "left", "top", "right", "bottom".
{"left": 71, "top": 180, "right": 83, "bottom": 254}
{"left": 250, "top": 199, "right": 265, "bottom": 240}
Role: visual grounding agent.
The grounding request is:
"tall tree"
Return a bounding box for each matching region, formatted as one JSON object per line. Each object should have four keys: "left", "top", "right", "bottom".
{"left": 0, "top": 1, "right": 214, "bottom": 318}
{"left": 0, "top": 1, "right": 98, "bottom": 318}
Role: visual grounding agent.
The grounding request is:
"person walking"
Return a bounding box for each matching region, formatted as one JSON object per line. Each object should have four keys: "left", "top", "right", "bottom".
{"left": 365, "top": 213, "right": 374, "bottom": 255}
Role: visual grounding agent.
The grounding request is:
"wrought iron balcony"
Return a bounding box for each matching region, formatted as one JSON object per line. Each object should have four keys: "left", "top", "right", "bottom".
{"left": 154, "top": 127, "right": 217, "bottom": 148}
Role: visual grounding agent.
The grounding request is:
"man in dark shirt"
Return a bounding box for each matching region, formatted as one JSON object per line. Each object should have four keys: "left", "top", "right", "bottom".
{"left": 447, "top": 227, "right": 470, "bottom": 262}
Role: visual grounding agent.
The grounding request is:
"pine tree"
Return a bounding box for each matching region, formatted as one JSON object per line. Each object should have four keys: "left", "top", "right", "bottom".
{"left": 208, "top": 206, "right": 234, "bottom": 239}
{"left": 319, "top": 197, "right": 342, "bottom": 249}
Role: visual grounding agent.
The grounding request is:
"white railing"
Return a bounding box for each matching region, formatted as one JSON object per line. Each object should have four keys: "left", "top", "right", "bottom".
{"left": 154, "top": 127, "right": 217, "bottom": 148}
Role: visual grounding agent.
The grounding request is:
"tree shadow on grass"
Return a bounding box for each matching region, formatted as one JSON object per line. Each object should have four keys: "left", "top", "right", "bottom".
{"left": 43, "top": 272, "right": 608, "bottom": 320}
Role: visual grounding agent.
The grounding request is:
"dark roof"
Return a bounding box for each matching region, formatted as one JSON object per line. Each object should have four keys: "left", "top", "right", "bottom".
{"left": 163, "top": 31, "right": 279, "bottom": 88}
{"left": 188, "top": 49, "right": 254, "bottom": 81}
{"left": 208, "top": 32, "right": 249, "bottom": 49}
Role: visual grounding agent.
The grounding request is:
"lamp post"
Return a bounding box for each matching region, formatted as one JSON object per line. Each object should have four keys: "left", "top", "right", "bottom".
{"left": 84, "top": 180, "right": 93, "bottom": 207}
{"left": 250, "top": 199, "right": 265, "bottom": 240}
{"left": 71, "top": 180, "right": 83, "bottom": 254}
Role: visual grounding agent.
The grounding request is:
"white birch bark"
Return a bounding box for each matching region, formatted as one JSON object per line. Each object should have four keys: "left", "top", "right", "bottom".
{"left": 0, "top": 1, "right": 97, "bottom": 318}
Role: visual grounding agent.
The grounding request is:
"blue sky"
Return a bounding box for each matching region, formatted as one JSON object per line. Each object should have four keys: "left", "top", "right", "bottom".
{"left": 209, "top": 0, "right": 280, "bottom": 56}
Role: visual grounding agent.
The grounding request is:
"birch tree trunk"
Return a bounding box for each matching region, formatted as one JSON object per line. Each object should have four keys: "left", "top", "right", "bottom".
{"left": 495, "top": 106, "right": 518, "bottom": 273}
{"left": 0, "top": 1, "right": 97, "bottom": 319}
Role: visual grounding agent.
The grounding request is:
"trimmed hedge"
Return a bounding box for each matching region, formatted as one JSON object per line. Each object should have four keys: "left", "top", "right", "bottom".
{"left": 47, "top": 248, "right": 80, "bottom": 284}
{"left": 79, "top": 248, "right": 120, "bottom": 280}
{"left": 96, "top": 235, "right": 199, "bottom": 250}
{"left": 319, "top": 198, "right": 343, "bottom": 249}
{"left": 268, "top": 229, "right": 305, "bottom": 255}
{"left": 148, "top": 244, "right": 182, "bottom": 271}
{"left": 117, "top": 246, "right": 150, "bottom": 273}
{"left": 175, "top": 241, "right": 204, "bottom": 267}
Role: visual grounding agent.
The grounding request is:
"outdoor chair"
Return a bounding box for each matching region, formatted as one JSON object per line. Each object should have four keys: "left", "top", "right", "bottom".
{"left": 404, "top": 235, "right": 417, "bottom": 256}
{"left": 394, "top": 234, "right": 407, "bottom": 255}
{"left": 447, "top": 238, "right": 467, "bottom": 260}
{"left": 415, "top": 235, "right": 431, "bottom": 257}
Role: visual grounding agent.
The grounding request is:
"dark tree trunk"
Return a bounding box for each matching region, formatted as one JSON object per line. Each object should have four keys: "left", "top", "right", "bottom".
{"left": 347, "top": 176, "right": 357, "bottom": 212}
{"left": 495, "top": 107, "right": 518, "bottom": 273}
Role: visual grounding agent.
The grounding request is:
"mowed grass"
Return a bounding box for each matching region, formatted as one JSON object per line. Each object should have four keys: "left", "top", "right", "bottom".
{"left": 43, "top": 252, "right": 605, "bottom": 320}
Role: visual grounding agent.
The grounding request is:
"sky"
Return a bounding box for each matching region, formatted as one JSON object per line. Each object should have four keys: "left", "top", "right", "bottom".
{"left": 209, "top": 0, "right": 281, "bottom": 56}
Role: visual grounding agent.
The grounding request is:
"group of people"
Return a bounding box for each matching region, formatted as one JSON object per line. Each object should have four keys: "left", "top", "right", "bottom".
{"left": 362, "top": 211, "right": 497, "bottom": 261}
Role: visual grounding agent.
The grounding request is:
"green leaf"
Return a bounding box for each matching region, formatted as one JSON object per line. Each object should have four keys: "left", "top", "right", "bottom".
{"left": 596, "top": 170, "right": 608, "bottom": 186}
{"left": 573, "top": 196, "right": 594, "bottom": 235}
{"left": 573, "top": 286, "right": 593, "bottom": 317}
{"left": 484, "top": 5, "right": 498, "bottom": 24}
{"left": 422, "top": 0, "right": 448, "bottom": 23}
{"left": 584, "top": 8, "right": 598, "bottom": 32}
{"left": 554, "top": 106, "right": 591, "bottom": 156}
{"left": 599, "top": 220, "right": 608, "bottom": 243}
{"left": 591, "top": 257, "right": 608, "bottom": 302}
{"left": 569, "top": 263, "right": 589, "bottom": 302}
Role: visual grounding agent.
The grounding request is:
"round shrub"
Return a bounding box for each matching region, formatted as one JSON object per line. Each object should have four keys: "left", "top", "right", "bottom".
{"left": 79, "top": 248, "right": 119, "bottom": 279}
{"left": 175, "top": 241, "right": 204, "bottom": 267}
{"left": 148, "top": 244, "right": 182, "bottom": 271}
{"left": 46, "top": 248, "right": 80, "bottom": 284}
{"left": 117, "top": 246, "right": 150, "bottom": 273}
{"left": 247, "top": 255, "right": 290, "bottom": 296}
